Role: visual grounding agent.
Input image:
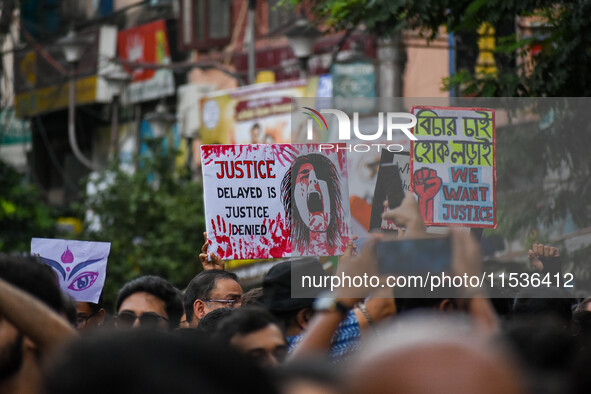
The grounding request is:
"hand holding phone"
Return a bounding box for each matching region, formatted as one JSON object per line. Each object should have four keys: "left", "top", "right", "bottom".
{"left": 375, "top": 236, "right": 452, "bottom": 275}
{"left": 382, "top": 192, "right": 426, "bottom": 238}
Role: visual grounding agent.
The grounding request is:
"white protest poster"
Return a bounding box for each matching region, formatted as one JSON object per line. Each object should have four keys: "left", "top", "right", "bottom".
{"left": 411, "top": 106, "right": 496, "bottom": 228}
{"left": 31, "top": 238, "right": 110, "bottom": 303}
{"left": 201, "top": 144, "right": 352, "bottom": 260}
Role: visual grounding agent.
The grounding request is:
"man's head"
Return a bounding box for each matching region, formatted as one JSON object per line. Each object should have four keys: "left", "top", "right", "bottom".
{"left": 512, "top": 287, "right": 575, "bottom": 327}
{"left": 215, "top": 306, "right": 287, "bottom": 367}
{"left": 281, "top": 154, "right": 343, "bottom": 252}
{"left": 46, "top": 329, "right": 280, "bottom": 394}
{"left": 0, "top": 324, "right": 23, "bottom": 381}
{"left": 115, "top": 276, "right": 183, "bottom": 330}
{"left": 76, "top": 301, "right": 105, "bottom": 331}
{"left": 197, "top": 308, "right": 234, "bottom": 335}
{"left": 250, "top": 123, "right": 262, "bottom": 143}
{"left": 346, "top": 315, "right": 524, "bottom": 394}
{"left": 260, "top": 260, "right": 325, "bottom": 336}
{"left": 0, "top": 254, "right": 66, "bottom": 381}
{"left": 184, "top": 270, "right": 242, "bottom": 327}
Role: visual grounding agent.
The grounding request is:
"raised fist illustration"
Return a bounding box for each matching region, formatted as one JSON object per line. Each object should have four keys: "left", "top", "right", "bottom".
{"left": 413, "top": 167, "right": 442, "bottom": 223}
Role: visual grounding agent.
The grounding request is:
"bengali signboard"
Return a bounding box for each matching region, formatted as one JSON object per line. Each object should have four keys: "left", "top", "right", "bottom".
{"left": 410, "top": 106, "right": 496, "bottom": 228}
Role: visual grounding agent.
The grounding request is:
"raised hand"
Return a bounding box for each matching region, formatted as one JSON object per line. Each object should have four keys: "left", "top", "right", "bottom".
{"left": 382, "top": 191, "right": 426, "bottom": 238}
{"left": 199, "top": 232, "right": 225, "bottom": 270}
{"left": 528, "top": 243, "right": 560, "bottom": 272}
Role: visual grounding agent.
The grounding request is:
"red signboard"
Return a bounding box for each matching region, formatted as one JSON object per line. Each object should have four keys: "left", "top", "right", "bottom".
{"left": 117, "top": 19, "right": 175, "bottom": 103}
{"left": 117, "top": 19, "right": 170, "bottom": 82}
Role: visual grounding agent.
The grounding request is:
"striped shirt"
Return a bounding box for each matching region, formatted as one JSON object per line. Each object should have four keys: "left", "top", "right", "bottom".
{"left": 286, "top": 309, "right": 360, "bottom": 362}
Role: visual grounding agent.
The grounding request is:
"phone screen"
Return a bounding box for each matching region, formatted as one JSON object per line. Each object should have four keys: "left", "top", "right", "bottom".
{"left": 369, "top": 164, "right": 405, "bottom": 231}
{"left": 376, "top": 236, "right": 452, "bottom": 274}
{"left": 386, "top": 165, "right": 405, "bottom": 209}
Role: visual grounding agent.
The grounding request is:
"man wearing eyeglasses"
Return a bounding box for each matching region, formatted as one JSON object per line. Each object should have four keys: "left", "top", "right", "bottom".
{"left": 184, "top": 269, "right": 243, "bottom": 328}
{"left": 75, "top": 300, "right": 106, "bottom": 331}
{"left": 115, "top": 276, "right": 183, "bottom": 330}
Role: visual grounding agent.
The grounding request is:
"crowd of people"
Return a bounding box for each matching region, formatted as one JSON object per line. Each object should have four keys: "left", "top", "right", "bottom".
{"left": 1, "top": 192, "right": 590, "bottom": 394}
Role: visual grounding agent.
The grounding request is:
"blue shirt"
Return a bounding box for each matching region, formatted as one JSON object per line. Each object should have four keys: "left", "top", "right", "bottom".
{"left": 286, "top": 309, "right": 360, "bottom": 361}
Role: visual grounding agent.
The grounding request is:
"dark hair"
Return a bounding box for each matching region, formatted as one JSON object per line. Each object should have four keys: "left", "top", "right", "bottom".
{"left": 273, "top": 358, "right": 340, "bottom": 391}
{"left": 271, "top": 308, "right": 311, "bottom": 332}
{"left": 241, "top": 287, "right": 263, "bottom": 306}
{"left": 572, "top": 311, "right": 591, "bottom": 338}
{"left": 198, "top": 308, "right": 234, "bottom": 335}
{"left": 395, "top": 297, "right": 451, "bottom": 313}
{"left": 512, "top": 288, "right": 575, "bottom": 325}
{"left": 115, "top": 275, "right": 183, "bottom": 329}
{"left": 61, "top": 293, "right": 77, "bottom": 326}
{"left": 183, "top": 270, "right": 239, "bottom": 323}
{"left": 280, "top": 154, "right": 344, "bottom": 253}
{"left": 214, "top": 306, "right": 283, "bottom": 345}
{"left": 0, "top": 254, "right": 66, "bottom": 314}
{"left": 46, "top": 329, "right": 280, "bottom": 394}
{"left": 503, "top": 316, "right": 576, "bottom": 393}
{"left": 87, "top": 293, "right": 105, "bottom": 314}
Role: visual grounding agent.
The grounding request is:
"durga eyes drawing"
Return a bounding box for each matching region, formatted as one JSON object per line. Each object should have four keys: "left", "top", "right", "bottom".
{"left": 40, "top": 246, "right": 102, "bottom": 292}
{"left": 67, "top": 271, "right": 99, "bottom": 291}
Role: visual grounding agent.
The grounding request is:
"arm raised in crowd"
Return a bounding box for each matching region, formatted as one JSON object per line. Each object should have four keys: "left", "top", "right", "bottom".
{"left": 0, "top": 276, "right": 77, "bottom": 352}
{"left": 338, "top": 237, "right": 396, "bottom": 331}
{"left": 528, "top": 243, "right": 560, "bottom": 272}
{"left": 385, "top": 191, "right": 498, "bottom": 333}
{"left": 289, "top": 237, "right": 382, "bottom": 359}
{"left": 382, "top": 191, "right": 427, "bottom": 238}
{"left": 199, "top": 231, "right": 225, "bottom": 271}
{"left": 451, "top": 229, "right": 499, "bottom": 334}
{"left": 289, "top": 194, "right": 425, "bottom": 359}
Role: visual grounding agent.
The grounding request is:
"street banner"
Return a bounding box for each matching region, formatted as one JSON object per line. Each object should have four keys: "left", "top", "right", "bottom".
{"left": 200, "top": 78, "right": 323, "bottom": 145}
{"left": 201, "top": 144, "right": 352, "bottom": 260}
{"left": 410, "top": 106, "right": 496, "bottom": 228}
{"left": 31, "top": 238, "right": 111, "bottom": 303}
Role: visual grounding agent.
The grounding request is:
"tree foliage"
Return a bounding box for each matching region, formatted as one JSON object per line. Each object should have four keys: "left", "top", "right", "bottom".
{"left": 79, "top": 151, "right": 205, "bottom": 308}
{"left": 0, "top": 160, "right": 56, "bottom": 252}
{"left": 298, "top": 0, "right": 591, "bottom": 96}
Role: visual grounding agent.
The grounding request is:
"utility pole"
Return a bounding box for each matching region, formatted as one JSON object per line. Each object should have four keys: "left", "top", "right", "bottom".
{"left": 247, "top": 0, "right": 256, "bottom": 84}
{"left": 377, "top": 31, "right": 406, "bottom": 99}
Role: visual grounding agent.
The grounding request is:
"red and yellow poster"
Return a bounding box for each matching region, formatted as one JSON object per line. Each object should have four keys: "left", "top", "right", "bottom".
{"left": 410, "top": 106, "right": 496, "bottom": 228}
{"left": 200, "top": 78, "right": 320, "bottom": 145}
{"left": 117, "top": 19, "right": 175, "bottom": 103}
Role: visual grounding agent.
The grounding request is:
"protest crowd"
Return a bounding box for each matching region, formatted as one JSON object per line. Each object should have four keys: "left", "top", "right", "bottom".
{"left": 1, "top": 189, "right": 590, "bottom": 394}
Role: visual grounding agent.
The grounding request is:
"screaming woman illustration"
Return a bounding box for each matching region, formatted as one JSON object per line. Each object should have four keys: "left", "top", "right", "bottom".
{"left": 280, "top": 153, "right": 344, "bottom": 256}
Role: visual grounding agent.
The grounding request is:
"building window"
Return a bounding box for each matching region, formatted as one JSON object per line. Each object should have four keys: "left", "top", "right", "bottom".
{"left": 208, "top": 0, "right": 230, "bottom": 39}
{"left": 179, "top": 0, "right": 232, "bottom": 51}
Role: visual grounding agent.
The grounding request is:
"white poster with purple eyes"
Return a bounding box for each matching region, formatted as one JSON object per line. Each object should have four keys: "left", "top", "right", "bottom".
{"left": 31, "top": 238, "right": 110, "bottom": 303}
